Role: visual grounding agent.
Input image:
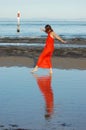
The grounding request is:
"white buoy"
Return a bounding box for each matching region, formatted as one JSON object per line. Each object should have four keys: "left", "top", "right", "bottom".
{"left": 17, "top": 11, "right": 21, "bottom": 32}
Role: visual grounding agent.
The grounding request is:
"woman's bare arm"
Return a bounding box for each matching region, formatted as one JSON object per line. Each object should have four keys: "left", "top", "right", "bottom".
{"left": 52, "top": 32, "right": 67, "bottom": 43}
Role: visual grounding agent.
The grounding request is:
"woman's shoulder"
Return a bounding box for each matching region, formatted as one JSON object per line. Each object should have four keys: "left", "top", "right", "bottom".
{"left": 50, "top": 31, "right": 56, "bottom": 35}
{"left": 50, "top": 31, "right": 55, "bottom": 38}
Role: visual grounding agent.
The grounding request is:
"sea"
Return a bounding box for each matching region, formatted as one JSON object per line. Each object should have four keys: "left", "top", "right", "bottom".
{"left": 0, "top": 19, "right": 86, "bottom": 39}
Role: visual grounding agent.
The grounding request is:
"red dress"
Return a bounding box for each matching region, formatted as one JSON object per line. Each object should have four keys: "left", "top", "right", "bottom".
{"left": 36, "top": 32, "right": 54, "bottom": 68}
{"left": 36, "top": 75, "right": 54, "bottom": 116}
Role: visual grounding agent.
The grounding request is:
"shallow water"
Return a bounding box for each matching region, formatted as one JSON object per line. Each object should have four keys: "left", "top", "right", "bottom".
{"left": 0, "top": 20, "right": 86, "bottom": 38}
{"left": 0, "top": 67, "right": 86, "bottom": 130}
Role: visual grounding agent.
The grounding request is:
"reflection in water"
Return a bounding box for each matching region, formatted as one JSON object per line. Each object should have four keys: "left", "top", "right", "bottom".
{"left": 33, "top": 74, "right": 54, "bottom": 119}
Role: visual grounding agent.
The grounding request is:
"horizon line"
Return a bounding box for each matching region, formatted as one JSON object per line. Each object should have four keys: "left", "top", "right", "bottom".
{"left": 0, "top": 17, "right": 86, "bottom": 21}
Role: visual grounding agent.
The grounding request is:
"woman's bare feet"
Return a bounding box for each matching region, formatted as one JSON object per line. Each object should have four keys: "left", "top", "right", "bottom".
{"left": 31, "top": 66, "right": 38, "bottom": 73}
{"left": 49, "top": 68, "right": 53, "bottom": 74}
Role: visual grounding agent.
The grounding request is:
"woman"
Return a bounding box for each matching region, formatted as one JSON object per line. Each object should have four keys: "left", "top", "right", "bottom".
{"left": 31, "top": 24, "right": 66, "bottom": 74}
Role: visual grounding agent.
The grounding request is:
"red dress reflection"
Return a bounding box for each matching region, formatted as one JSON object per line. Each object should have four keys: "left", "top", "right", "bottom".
{"left": 33, "top": 74, "right": 54, "bottom": 118}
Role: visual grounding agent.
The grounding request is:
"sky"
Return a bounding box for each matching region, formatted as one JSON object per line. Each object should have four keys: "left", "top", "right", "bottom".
{"left": 0, "top": 0, "right": 86, "bottom": 20}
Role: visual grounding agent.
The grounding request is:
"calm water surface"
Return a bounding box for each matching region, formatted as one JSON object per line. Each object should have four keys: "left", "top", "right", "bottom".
{"left": 0, "top": 20, "right": 86, "bottom": 38}
{"left": 0, "top": 67, "right": 86, "bottom": 130}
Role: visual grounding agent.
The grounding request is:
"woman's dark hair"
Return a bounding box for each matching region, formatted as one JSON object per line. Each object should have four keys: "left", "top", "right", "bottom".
{"left": 45, "top": 24, "right": 53, "bottom": 33}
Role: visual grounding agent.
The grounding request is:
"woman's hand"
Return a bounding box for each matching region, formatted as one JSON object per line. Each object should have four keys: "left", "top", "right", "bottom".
{"left": 62, "top": 40, "right": 67, "bottom": 43}
{"left": 40, "top": 28, "right": 45, "bottom": 32}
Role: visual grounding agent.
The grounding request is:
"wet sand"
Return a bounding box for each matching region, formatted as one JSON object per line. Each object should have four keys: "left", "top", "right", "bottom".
{"left": 0, "top": 44, "right": 86, "bottom": 58}
{"left": 0, "top": 37, "right": 86, "bottom": 45}
{"left": 0, "top": 37, "right": 86, "bottom": 58}
{"left": 0, "top": 56, "right": 86, "bottom": 70}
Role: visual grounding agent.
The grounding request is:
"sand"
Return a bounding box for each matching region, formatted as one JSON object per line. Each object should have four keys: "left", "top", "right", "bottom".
{"left": 0, "top": 37, "right": 86, "bottom": 69}
{"left": 0, "top": 56, "right": 86, "bottom": 70}
{"left": 0, "top": 37, "right": 86, "bottom": 45}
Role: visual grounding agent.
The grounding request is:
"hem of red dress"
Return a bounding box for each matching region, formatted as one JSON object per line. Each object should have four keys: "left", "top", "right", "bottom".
{"left": 37, "top": 66, "right": 52, "bottom": 69}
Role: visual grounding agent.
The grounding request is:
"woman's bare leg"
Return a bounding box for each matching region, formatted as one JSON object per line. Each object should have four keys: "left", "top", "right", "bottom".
{"left": 49, "top": 68, "right": 53, "bottom": 74}
{"left": 31, "top": 66, "right": 38, "bottom": 73}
